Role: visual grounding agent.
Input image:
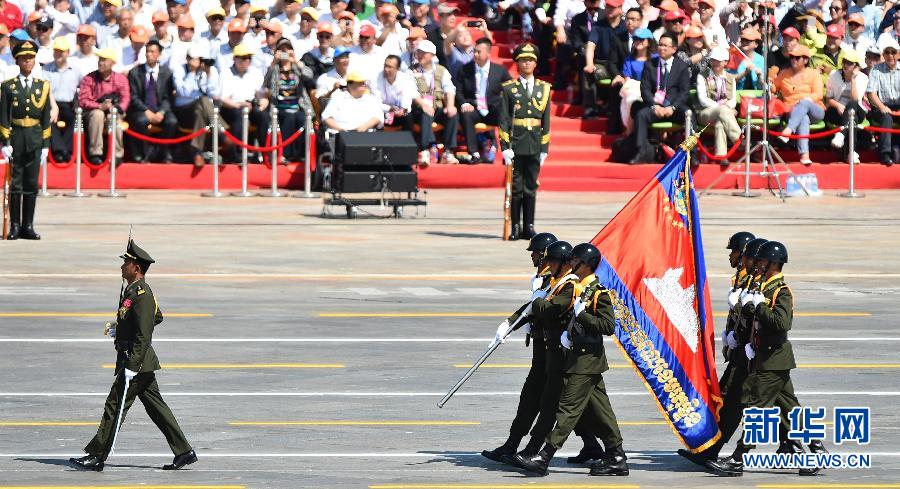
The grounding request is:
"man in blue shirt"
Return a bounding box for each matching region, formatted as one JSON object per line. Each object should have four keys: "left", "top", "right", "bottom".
{"left": 44, "top": 36, "right": 82, "bottom": 164}
{"left": 173, "top": 45, "right": 221, "bottom": 167}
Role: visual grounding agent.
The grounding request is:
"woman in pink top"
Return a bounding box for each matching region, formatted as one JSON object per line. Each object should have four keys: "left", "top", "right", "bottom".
{"left": 772, "top": 45, "right": 824, "bottom": 165}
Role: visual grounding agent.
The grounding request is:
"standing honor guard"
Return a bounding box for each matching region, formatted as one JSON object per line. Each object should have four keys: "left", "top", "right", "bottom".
{"left": 70, "top": 240, "right": 197, "bottom": 472}
{"left": 499, "top": 42, "right": 551, "bottom": 241}
{"left": 0, "top": 40, "right": 51, "bottom": 240}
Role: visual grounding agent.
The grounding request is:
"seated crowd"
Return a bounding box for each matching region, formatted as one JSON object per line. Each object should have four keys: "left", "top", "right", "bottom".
{"left": 2, "top": 0, "right": 899, "bottom": 166}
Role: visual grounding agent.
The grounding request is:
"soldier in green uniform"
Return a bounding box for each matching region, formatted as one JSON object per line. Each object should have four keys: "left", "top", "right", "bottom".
{"left": 706, "top": 241, "right": 827, "bottom": 477}
{"left": 0, "top": 40, "right": 51, "bottom": 240}
{"left": 516, "top": 243, "right": 628, "bottom": 477}
{"left": 70, "top": 240, "right": 196, "bottom": 472}
{"left": 499, "top": 42, "right": 551, "bottom": 241}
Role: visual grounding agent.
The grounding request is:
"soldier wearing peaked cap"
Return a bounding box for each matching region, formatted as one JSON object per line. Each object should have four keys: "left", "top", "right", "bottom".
{"left": 0, "top": 40, "right": 51, "bottom": 240}
{"left": 70, "top": 240, "right": 197, "bottom": 472}
{"left": 499, "top": 43, "right": 551, "bottom": 241}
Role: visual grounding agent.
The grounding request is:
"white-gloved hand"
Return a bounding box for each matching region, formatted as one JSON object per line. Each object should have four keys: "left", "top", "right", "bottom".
{"left": 1, "top": 146, "right": 12, "bottom": 159}
{"left": 728, "top": 288, "right": 741, "bottom": 308}
{"left": 530, "top": 289, "right": 547, "bottom": 301}
{"left": 124, "top": 368, "right": 138, "bottom": 380}
{"left": 752, "top": 291, "right": 766, "bottom": 308}
{"left": 104, "top": 321, "right": 116, "bottom": 338}
{"left": 573, "top": 299, "right": 586, "bottom": 317}
{"left": 522, "top": 323, "right": 531, "bottom": 335}
{"left": 721, "top": 328, "right": 728, "bottom": 347}
{"left": 40, "top": 148, "right": 48, "bottom": 165}
{"left": 726, "top": 331, "right": 738, "bottom": 349}
{"left": 107, "top": 327, "right": 116, "bottom": 338}
{"left": 502, "top": 149, "right": 514, "bottom": 165}
{"left": 494, "top": 320, "right": 510, "bottom": 344}
{"left": 740, "top": 288, "right": 753, "bottom": 306}
{"left": 560, "top": 331, "right": 573, "bottom": 349}
{"left": 531, "top": 275, "right": 544, "bottom": 292}
{"left": 744, "top": 343, "right": 756, "bottom": 360}
{"left": 539, "top": 152, "right": 547, "bottom": 166}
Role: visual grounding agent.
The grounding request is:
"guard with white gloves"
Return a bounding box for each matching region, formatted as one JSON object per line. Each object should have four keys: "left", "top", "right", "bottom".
{"left": 71, "top": 240, "right": 196, "bottom": 473}
{"left": 744, "top": 343, "right": 755, "bottom": 360}
{"left": 727, "top": 288, "right": 742, "bottom": 309}
{"left": 0, "top": 41, "right": 53, "bottom": 240}
{"left": 497, "top": 42, "right": 551, "bottom": 241}
{"left": 494, "top": 319, "right": 511, "bottom": 344}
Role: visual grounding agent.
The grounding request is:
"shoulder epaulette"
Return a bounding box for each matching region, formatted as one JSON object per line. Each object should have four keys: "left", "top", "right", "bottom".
{"left": 501, "top": 79, "right": 517, "bottom": 87}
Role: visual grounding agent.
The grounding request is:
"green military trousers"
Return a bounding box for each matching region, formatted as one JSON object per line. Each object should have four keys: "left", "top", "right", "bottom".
{"left": 751, "top": 369, "right": 802, "bottom": 436}
{"left": 509, "top": 336, "right": 546, "bottom": 437}
{"left": 84, "top": 372, "right": 192, "bottom": 460}
{"left": 546, "top": 373, "right": 623, "bottom": 451}
{"left": 512, "top": 154, "right": 540, "bottom": 199}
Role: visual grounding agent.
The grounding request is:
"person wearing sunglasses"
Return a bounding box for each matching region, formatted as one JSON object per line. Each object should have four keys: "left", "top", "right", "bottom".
{"left": 772, "top": 45, "right": 824, "bottom": 166}
{"left": 866, "top": 37, "right": 900, "bottom": 166}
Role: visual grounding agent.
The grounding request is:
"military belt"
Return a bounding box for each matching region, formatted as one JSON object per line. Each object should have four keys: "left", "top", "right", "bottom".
{"left": 513, "top": 117, "right": 542, "bottom": 130}
{"left": 115, "top": 340, "right": 135, "bottom": 357}
{"left": 572, "top": 342, "right": 604, "bottom": 354}
{"left": 11, "top": 117, "right": 40, "bottom": 127}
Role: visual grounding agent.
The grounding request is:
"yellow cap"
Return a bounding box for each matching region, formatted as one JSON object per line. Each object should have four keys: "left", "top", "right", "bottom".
{"left": 300, "top": 6, "right": 319, "bottom": 20}
{"left": 232, "top": 43, "right": 256, "bottom": 57}
{"left": 95, "top": 47, "right": 119, "bottom": 62}
{"left": 250, "top": 5, "right": 267, "bottom": 14}
{"left": 102, "top": 0, "right": 122, "bottom": 7}
{"left": 52, "top": 36, "right": 71, "bottom": 51}
{"left": 206, "top": 6, "right": 226, "bottom": 18}
{"left": 840, "top": 48, "right": 863, "bottom": 65}
{"left": 345, "top": 71, "right": 367, "bottom": 83}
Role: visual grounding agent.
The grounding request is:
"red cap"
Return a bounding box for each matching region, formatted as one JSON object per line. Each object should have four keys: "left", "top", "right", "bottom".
{"left": 359, "top": 24, "right": 376, "bottom": 37}
{"left": 664, "top": 10, "right": 685, "bottom": 21}
{"left": 826, "top": 23, "right": 844, "bottom": 38}
{"left": 27, "top": 11, "right": 42, "bottom": 23}
{"left": 848, "top": 13, "right": 865, "bottom": 25}
{"left": 152, "top": 10, "right": 169, "bottom": 23}
{"left": 605, "top": 0, "right": 624, "bottom": 7}
{"left": 76, "top": 24, "right": 96, "bottom": 36}
{"left": 227, "top": 18, "right": 246, "bottom": 32}
{"left": 129, "top": 25, "right": 150, "bottom": 43}
{"left": 176, "top": 16, "right": 196, "bottom": 29}
{"left": 782, "top": 26, "right": 801, "bottom": 39}
{"left": 658, "top": 0, "right": 679, "bottom": 12}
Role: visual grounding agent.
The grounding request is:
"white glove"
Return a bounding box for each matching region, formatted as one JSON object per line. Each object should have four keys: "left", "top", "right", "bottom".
{"left": 740, "top": 288, "right": 753, "bottom": 306}
{"left": 728, "top": 288, "right": 741, "bottom": 308}
{"left": 124, "top": 368, "right": 138, "bottom": 380}
{"left": 531, "top": 275, "right": 544, "bottom": 292}
{"left": 721, "top": 328, "right": 728, "bottom": 347}
{"left": 502, "top": 149, "right": 514, "bottom": 165}
{"left": 560, "top": 331, "right": 573, "bottom": 349}
{"left": 744, "top": 343, "right": 756, "bottom": 360}
{"left": 104, "top": 321, "right": 116, "bottom": 338}
{"left": 1, "top": 146, "right": 12, "bottom": 159}
{"left": 573, "top": 299, "right": 586, "bottom": 317}
{"left": 107, "top": 327, "right": 116, "bottom": 338}
{"left": 539, "top": 152, "right": 547, "bottom": 166}
{"left": 752, "top": 291, "right": 766, "bottom": 308}
{"left": 40, "top": 148, "right": 48, "bottom": 165}
{"left": 726, "top": 331, "right": 738, "bottom": 349}
{"left": 522, "top": 323, "right": 531, "bottom": 335}
{"left": 530, "top": 289, "right": 547, "bottom": 301}
{"left": 494, "top": 319, "right": 510, "bottom": 344}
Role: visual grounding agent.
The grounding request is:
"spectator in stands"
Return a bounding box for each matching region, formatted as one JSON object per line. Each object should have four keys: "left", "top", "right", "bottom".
{"left": 454, "top": 37, "right": 511, "bottom": 163}
{"left": 405, "top": 0, "right": 434, "bottom": 30}
{"left": 876, "top": 10, "right": 900, "bottom": 51}
{"left": 825, "top": 49, "right": 868, "bottom": 160}
{"left": 71, "top": 24, "right": 98, "bottom": 76}
{"left": 247, "top": 6, "right": 269, "bottom": 47}
{"left": 696, "top": 0, "right": 726, "bottom": 47}
{"left": 78, "top": 48, "right": 130, "bottom": 164}
{"left": 217, "top": 19, "right": 247, "bottom": 71}
{"left": 320, "top": 70, "right": 383, "bottom": 147}
{"left": 697, "top": 46, "right": 740, "bottom": 160}
{"left": 772, "top": 45, "right": 824, "bottom": 166}
{"left": 255, "top": 21, "right": 282, "bottom": 74}
{"left": 730, "top": 27, "right": 764, "bottom": 90}
{"left": 334, "top": 11, "right": 356, "bottom": 47}
{"left": 173, "top": 45, "right": 221, "bottom": 167}
{"left": 828, "top": 0, "right": 849, "bottom": 29}
{"left": 400, "top": 26, "right": 425, "bottom": 70}
{"left": 274, "top": 0, "right": 303, "bottom": 38}
{"left": 844, "top": 13, "right": 874, "bottom": 58}
{"left": 583, "top": 0, "right": 627, "bottom": 120}
{"left": 677, "top": 25, "right": 710, "bottom": 81}
{"left": 348, "top": 0, "right": 376, "bottom": 22}
{"left": 656, "top": 10, "right": 685, "bottom": 44}
{"left": 411, "top": 39, "right": 459, "bottom": 165}
{"left": 201, "top": 7, "right": 228, "bottom": 59}
{"left": 719, "top": 0, "right": 754, "bottom": 45}
{"left": 319, "top": 0, "right": 349, "bottom": 27}
{"left": 165, "top": 0, "right": 187, "bottom": 27}
{"left": 168, "top": 16, "right": 196, "bottom": 70}
{"left": 864, "top": 44, "right": 881, "bottom": 74}
{"left": 552, "top": 0, "right": 597, "bottom": 90}
{"left": 303, "top": 22, "right": 335, "bottom": 79}
{"left": 126, "top": 40, "right": 176, "bottom": 162}
{"left": 608, "top": 27, "right": 654, "bottom": 136}
{"left": 631, "top": 32, "right": 690, "bottom": 163}
{"left": 118, "top": 25, "right": 149, "bottom": 74}
{"left": 372, "top": 54, "right": 416, "bottom": 131}
{"left": 0, "top": 0, "right": 23, "bottom": 32}
{"left": 46, "top": 37, "right": 82, "bottom": 164}
{"left": 150, "top": 12, "right": 174, "bottom": 64}
{"left": 812, "top": 24, "right": 845, "bottom": 78}
{"left": 316, "top": 46, "right": 350, "bottom": 107}
{"left": 220, "top": 43, "right": 268, "bottom": 162}
{"left": 599, "top": 7, "right": 643, "bottom": 128}
{"left": 264, "top": 36, "right": 314, "bottom": 162}
{"left": 866, "top": 37, "right": 900, "bottom": 165}
{"left": 350, "top": 24, "right": 386, "bottom": 81}
{"left": 427, "top": 3, "right": 458, "bottom": 66}
{"left": 772, "top": 27, "right": 802, "bottom": 72}
{"left": 92, "top": 0, "right": 120, "bottom": 44}
{"left": 129, "top": 0, "right": 153, "bottom": 28}
{"left": 292, "top": 7, "right": 319, "bottom": 54}
{"left": 30, "top": 14, "right": 54, "bottom": 66}
{"left": 375, "top": 3, "right": 408, "bottom": 56}
{"left": 445, "top": 22, "right": 477, "bottom": 77}
{"left": 73, "top": 0, "right": 101, "bottom": 25}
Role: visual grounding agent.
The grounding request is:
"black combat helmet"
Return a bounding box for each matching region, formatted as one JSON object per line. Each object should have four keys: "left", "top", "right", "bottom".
{"left": 743, "top": 238, "right": 768, "bottom": 259}
{"left": 545, "top": 241, "right": 573, "bottom": 262}
{"left": 755, "top": 241, "right": 788, "bottom": 264}
{"left": 527, "top": 232, "right": 558, "bottom": 252}
{"left": 727, "top": 231, "right": 755, "bottom": 252}
{"left": 571, "top": 243, "right": 601, "bottom": 270}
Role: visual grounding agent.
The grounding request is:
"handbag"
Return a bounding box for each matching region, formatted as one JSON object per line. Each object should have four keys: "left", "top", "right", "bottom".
{"left": 740, "top": 96, "right": 787, "bottom": 119}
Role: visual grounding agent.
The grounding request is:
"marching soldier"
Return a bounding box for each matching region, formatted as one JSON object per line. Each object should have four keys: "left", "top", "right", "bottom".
{"left": 516, "top": 243, "right": 628, "bottom": 477}
{"left": 499, "top": 42, "right": 551, "bottom": 241}
{"left": 70, "top": 240, "right": 197, "bottom": 472}
{"left": 0, "top": 40, "right": 51, "bottom": 240}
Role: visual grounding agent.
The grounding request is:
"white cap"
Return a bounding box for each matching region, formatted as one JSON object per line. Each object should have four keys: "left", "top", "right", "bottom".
{"left": 416, "top": 39, "right": 436, "bottom": 55}
{"left": 709, "top": 46, "right": 730, "bottom": 62}
{"left": 878, "top": 36, "right": 900, "bottom": 52}
{"left": 187, "top": 44, "right": 207, "bottom": 59}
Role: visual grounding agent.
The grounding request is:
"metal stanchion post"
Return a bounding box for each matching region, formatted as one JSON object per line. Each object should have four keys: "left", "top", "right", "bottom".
{"left": 203, "top": 107, "right": 223, "bottom": 197}
{"left": 295, "top": 111, "right": 317, "bottom": 198}
{"left": 839, "top": 108, "right": 864, "bottom": 198}
{"left": 684, "top": 109, "right": 692, "bottom": 140}
{"left": 98, "top": 107, "right": 124, "bottom": 198}
{"left": 38, "top": 150, "right": 57, "bottom": 197}
{"left": 262, "top": 106, "right": 283, "bottom": 197}
{"left": 733, "top": 113, "right": 760, "bottom": 197}
{"left": 232, "top": 106, "right": 255, "bottom": 197}
{"left": 65, "top": 108, "right": 90, "bottom": 197}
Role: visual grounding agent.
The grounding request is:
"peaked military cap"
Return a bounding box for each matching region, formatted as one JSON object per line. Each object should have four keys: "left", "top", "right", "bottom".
{"left": 120, "top": 239, "right": 155, "bottom": 265}
{"left": 513, "top": 43, "right": 539, "bottom": 61}
{"left": 13, "top": 40, "right": 38, "bottom": 58}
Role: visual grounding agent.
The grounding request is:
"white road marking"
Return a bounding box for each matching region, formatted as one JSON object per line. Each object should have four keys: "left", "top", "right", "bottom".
{"left": 346, "top": 288, "right": 389, "bottom": 296}
{"left": 399, "top": 287, "right": 447, "bottom": 296}
{"left": 0, "top": 337, "right": 897, "bottom": 343}
{"left": 0, "top": 287, "right": 88, "bottom": 296}
{"left": 1, "top": 391, "right": 898, "bottom": 397}
{"left": 2, "top": 452, "right": 899, "bottom": 458}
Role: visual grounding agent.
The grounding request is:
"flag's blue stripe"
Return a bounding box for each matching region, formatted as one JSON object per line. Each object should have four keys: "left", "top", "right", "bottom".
{"left": 689, "top": 171, "right": 715, "bottom": 382}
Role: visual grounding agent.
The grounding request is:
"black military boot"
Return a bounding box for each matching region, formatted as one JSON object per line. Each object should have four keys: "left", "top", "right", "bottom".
{"left": 508, "top": 197, "right": 522, "bottom": 240}
{"left": 521, "top": 196, "right": 536, "bottom": 239}
{"left": 163, "top": 449, "right": 198, "bottom": 470}
{"left": 677, "top": 447, "right": 715, "bottom": 468}
{"left": 705, "top": 443, "right": 751, "bottom": 477}
{"left": 589, "top": 444, "right": 629, "bottom": 476}
{"left": 513, "top": 445, "right": 556, "bottom": 476}
{"left": 501, "top": 436, "right": 542, "bottom": 468}
{"left": 568, "top": 436, "right": 605, "bottom": 463}
{"left": 69, "top": 454, "right": 104, "bottom": 471}
{"left": 6, "top": 193, "right": 20, "bottom": 240}
{"left": 799, "top": 440, "right": 827, "bottom": 476}
{"left": 19, "top": 194, "right": 40, "bottom": 240}
{"left": 481, "top": 434, "right": 522, "bottom": 463}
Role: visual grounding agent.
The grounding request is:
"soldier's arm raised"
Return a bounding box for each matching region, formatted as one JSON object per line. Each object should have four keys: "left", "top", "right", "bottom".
{"left": 124, "top": 292, "right": 156, "bottom": 372}
{"left": 575, "top": 290, "right": 616, "bottom": 336}
{"left": 754, "top": 287, "right": 793, "bottom": 333}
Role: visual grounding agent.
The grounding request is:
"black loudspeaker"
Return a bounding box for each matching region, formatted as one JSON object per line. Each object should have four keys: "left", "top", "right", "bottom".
{"left": 334, "top": 131, "right": 419, "bottom": 193}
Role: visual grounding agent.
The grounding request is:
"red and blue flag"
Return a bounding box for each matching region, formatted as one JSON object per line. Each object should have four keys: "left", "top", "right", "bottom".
{"left": 591, "top": 143, "right": 722, "bottom": 452}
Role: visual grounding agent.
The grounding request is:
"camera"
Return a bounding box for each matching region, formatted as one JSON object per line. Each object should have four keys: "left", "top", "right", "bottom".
{"left": 277, "top": 51, "right": 290, "bottom": 61}
{"left": 201, "top": 57, "right": 216, "bottom": 67}
{"left": 466, "top": 20, "right": 482, "bottom": 27}
{"left": 397, "top": 13, "right": 407, "bottom": 21}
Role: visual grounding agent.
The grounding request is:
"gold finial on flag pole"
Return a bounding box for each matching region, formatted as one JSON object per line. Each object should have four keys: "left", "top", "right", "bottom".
{"left": 680, "top": 124, "right": 710, "bottom": 152}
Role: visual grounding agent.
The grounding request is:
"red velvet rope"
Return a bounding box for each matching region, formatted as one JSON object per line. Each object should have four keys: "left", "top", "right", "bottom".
{"left": 763, "top": 126, "right": 843, "bottom": 140}
{"left": 47, "top": 132, "right": 77, "bottom": 169}
{"left": 863, "top": 126, "right": 900, "bottom": 134}
{"left": 222, "top": 128, "right": 303, "bottom": 152}
{"left": 80, "top": 132, "right": 113, "bottom": 170}
{"left": 697, "top": 136, "right": 745, "bottom": 161}
{"left": 124, "top": 127, "right": 208, "bottom": 144}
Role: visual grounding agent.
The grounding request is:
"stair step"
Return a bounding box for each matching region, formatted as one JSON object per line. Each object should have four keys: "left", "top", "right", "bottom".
{"left": 544, "top": 149, "right": 612, "bottom": 162}
{"left": 539, "top": 177, "right": 647, "bottom": 192}
{"left": 550, "top": 118, "right": 607, "bottom": 131}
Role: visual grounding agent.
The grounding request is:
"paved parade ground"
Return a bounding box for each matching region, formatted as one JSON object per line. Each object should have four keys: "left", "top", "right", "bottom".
{"left": 1, "top": 188, "right": 899, "bottom": 488}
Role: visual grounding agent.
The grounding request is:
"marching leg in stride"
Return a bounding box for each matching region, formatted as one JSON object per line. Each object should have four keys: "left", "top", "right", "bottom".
{"left": 69, "top": 240, "right": 196, "bottom": 472}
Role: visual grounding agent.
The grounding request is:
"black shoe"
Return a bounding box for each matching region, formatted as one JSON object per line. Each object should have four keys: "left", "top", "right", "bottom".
{"left": 162, "top": 449, "right": 197, "bottom": 470}
{"left": 509, "top": 224, "right": 521, "bottom": 241}
{"left": 19, "top": 195, "right": 40, "bottom": 240}
{"left": 629, "top": 149, "right": 652, "bottom": 164}
{"left": 567, "top": 445, "right": 605, "bottom": 464}
{"left": 6, "top": 193, "right": 20, "bottom": 240}
{"left": 893, "top": 146, "right": 900, "bottom": 166}
{"left": 69, "top": 454, "right": 104, "bottom": 471}
{"left": 799, "top": 440, "right": 827, "bottom": 476}
{"left": 456, "top": 153, "right": 474, "bottom": 164}
{"left": 582, "top": 107, "right": 601, "bottom": 120}
{"left": 162, "top": 152, "right": 173, "bottom": 163}
{"left": 481, "top": 435, "right": 521, "bottom": 463}
{"left": 89, "top": 155, "right": 103, "bottom": 165}
{"left": 881, "top": 152, "right": 895, "bottom": 166}
{"left": 521, "top": 224, "right": 536, "bottom": 240}
{"left": 132, "top": 154, "right": 145, "bottom": 163}
{"left": 677, "top": 448, "right": 713, "bottom": 468}
{"left": 705, "top": 455, "right": 743, "bottom": 476}
{"left": 513, "top": 448, "right": 554, "bottom": 476}
{"left": 589, "top": 446, "right": 629, "bottom": 476}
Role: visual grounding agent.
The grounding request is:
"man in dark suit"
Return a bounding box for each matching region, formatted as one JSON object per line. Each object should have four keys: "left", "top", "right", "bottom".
{"left": 126, "top": 40, "right": 177, "bottom": 162}
{"left": 554, "top": 0, "right": 602, "bottom": 91}
{"left": 454, "top": 37, "right": 512, "bottom": 163}
{"left": 631, "top": 32, "right": 690, "bottom": 163}
{"left": 582, "top": 0, "right": 627, "bottom": 119}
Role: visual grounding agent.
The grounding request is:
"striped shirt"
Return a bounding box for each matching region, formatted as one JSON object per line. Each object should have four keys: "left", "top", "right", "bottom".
{"left": 866, "top": 62, "right": 900, "bottom": 106}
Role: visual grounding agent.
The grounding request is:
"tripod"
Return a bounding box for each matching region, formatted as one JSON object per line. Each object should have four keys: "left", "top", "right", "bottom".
{"left": 701, "top": 2, "right": 810, "bottom": 202}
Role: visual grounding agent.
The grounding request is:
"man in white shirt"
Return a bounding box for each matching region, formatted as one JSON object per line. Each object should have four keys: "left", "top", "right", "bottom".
{"left": 320, "top": 70, "right": 383, "bottom": 147}
{"left": 219, "top": 43, "right": 269, "bottom": 161}
{"left": 274, "top": 0, "right": 303, "bottom": 37}
{"left": 200, "top": 6, "right": 229, "bottom": 59}
{"left": 291, "top": 6, "right": 319, "bottom": 54}
{"left": 71, "top": 24, "right": 100, "bottom": 76}
{"left": 844, "top": 12, "right": 875, "bottom": 59}
{"left": 410, "top": 39, "right": 458, "bottom": 165}
{"left": 47, "top": 0, "right": 80, "bottom": 37}
{"left": 350, "top": 24, "right": 386, "bottom": 81}
{"left": 316, "top": 45, "right": 349, "bottom": 107}
{"left": 98, "top": 5, "right": 133, "bottom": 53}
{"left": 167, "top": 16, "right": 199, "bottom": 69}
{"left": 116, "top": 25, "right": 149, "bottom": 73}
{"left": 375, "top": 2, "right": 408, "bottom": 56}
{"left": 217, "top": 18, "right": 247, "bottom": 71}
{"left": 371, "top": 54, "right": 415, "bottom": 131}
